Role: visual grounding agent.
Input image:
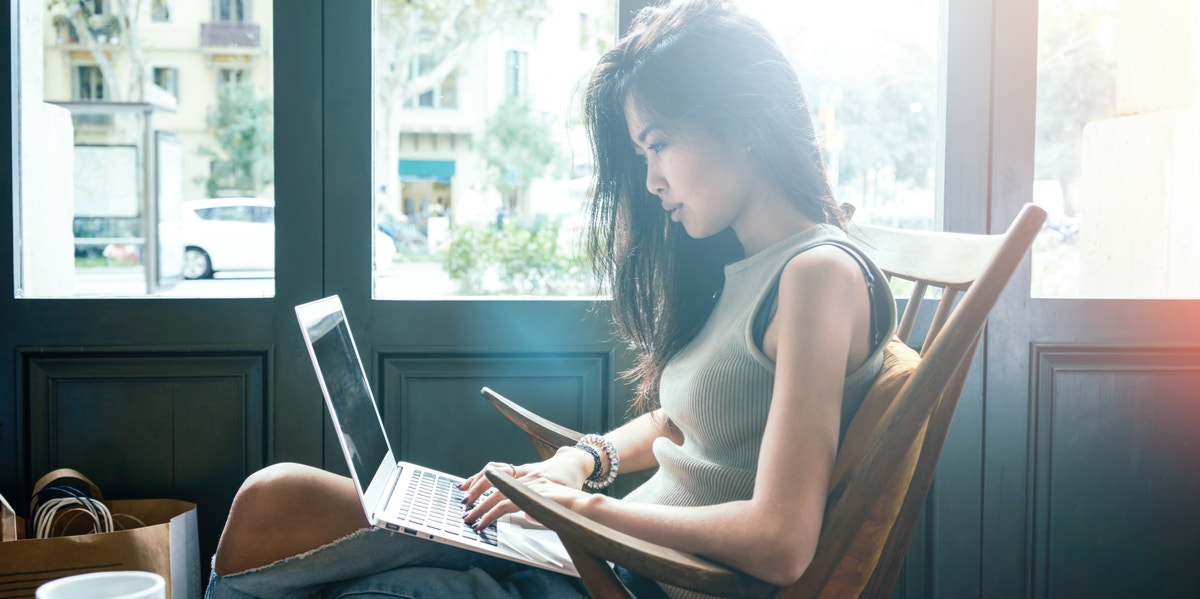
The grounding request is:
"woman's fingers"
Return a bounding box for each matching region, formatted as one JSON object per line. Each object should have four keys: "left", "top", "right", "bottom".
{"left": 463, "top": 466, "right": 545, "bottom": 529}
{"left": 457, "top": 461, "right": 517, "bottom": 504}
{"left": 464, "top": 489, "right": 519, "bottom": 530}
{"left": 457, "top": 460, "right": 571, "bottom": 530}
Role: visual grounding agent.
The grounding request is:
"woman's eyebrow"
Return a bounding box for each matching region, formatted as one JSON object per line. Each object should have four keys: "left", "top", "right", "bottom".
{"left": 636, "top": 124, "right": 661, "bottom": 143}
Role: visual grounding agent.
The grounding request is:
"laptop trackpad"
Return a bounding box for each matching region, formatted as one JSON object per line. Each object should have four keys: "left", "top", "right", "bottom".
{"left": 497, "top": 513, "right": 574, "bottom": 571}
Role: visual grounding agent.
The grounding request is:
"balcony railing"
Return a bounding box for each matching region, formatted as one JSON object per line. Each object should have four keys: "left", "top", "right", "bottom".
{"left": 200, "top": 22, "right": 261, "bottom": 49}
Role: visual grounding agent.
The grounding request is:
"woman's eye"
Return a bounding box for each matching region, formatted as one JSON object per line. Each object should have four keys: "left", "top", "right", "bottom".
{"left": 648, "top": 143, "right": 665, "bottom": 154}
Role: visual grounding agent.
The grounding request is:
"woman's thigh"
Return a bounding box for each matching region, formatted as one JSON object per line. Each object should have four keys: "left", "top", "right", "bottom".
{"left": 323, "top": 564, "right": 586, "bottom": 598}
{"left": 207, "top": 526, "right": 583, "bottom": 598}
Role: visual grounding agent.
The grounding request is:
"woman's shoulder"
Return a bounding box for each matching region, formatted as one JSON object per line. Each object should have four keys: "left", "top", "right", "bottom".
{"left": 774, "top": 225, "right": 897, "bottom": 348}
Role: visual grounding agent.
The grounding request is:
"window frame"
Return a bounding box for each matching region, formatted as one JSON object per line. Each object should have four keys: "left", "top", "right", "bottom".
{"left": 214, "top": 0, "right": 250, "bottom": 23}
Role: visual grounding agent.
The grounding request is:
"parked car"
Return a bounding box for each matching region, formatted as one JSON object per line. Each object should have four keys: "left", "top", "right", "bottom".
{"left": 182, "top": 197, "right": 275, "bottom": 279}
{"left": 181, "top": 197, "right": 397, "bottom": 280}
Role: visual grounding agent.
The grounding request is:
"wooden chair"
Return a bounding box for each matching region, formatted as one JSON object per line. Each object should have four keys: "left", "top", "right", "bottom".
{"left": 482, "top": 203, "right": 1048, "bottom": 598}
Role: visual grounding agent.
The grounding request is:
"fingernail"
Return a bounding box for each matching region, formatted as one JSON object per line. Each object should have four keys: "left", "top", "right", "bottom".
{"left": 460, "top": 496, "right": 468, "bottom": 504}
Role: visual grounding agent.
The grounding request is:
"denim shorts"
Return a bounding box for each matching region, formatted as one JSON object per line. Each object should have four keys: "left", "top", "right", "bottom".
{"left": 204, "top": 526, "right": 588, "bottom": 598}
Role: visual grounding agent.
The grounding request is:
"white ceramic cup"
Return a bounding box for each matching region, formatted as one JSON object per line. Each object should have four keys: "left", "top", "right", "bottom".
{"left": 36, "top": 571, "right": 166, "bottom": 599}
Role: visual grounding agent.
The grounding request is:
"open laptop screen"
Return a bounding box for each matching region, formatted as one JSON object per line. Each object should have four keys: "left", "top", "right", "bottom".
{"left": 305, "top": 309, "right": 389, "bottom": 492}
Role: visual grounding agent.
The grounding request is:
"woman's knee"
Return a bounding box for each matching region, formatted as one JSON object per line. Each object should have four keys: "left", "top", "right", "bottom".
{"left": 216, "top": 463, "right": 363, "bottom": 574}
{"left": 227, "top": 463, "right": 330, "bottom": 524}
{"left": 234, "top": 463, "right": 312, "bottom": 507}
{"left": 230, "top": 462, "right": 363, "bottom": 528}
{"left": 242, "top": 461, "right": 322, "bottom": 492}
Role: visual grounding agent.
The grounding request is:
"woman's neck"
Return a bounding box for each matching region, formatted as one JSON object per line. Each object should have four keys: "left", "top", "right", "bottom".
{"left": 732, "top": 195, "right": 819, "bottom": 256}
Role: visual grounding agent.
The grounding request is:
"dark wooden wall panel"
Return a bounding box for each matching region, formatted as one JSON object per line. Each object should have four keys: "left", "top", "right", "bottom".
{"left": 318, "top": 351, "right": 609, "bottom": 480}
{"left": 21, "top": 350, "right": 269, "bottom": 574}
{"left": 1031, "top": 345, "right": 1200, "bottom": 599}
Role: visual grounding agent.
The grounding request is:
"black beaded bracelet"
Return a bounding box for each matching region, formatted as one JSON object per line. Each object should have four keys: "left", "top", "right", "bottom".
{"left": 573, "top": 443, "right": 603, "bottom": 482}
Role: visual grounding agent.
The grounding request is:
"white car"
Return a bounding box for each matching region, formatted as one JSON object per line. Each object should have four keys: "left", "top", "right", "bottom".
{"left": 180, "top": 197, "right": 397, "bottom": 280}
{"left": 182, "top": 197, "right": 275, "bottom": 279}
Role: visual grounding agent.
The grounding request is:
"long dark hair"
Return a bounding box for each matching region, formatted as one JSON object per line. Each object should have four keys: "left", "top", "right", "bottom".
{"left": 584, "top": 0, "right": 845, "bottom": 413}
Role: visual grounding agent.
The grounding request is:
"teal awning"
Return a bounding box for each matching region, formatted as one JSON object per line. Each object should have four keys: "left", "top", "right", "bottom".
{"left": 399, "top": 159, "right": 456, "bottom": 182}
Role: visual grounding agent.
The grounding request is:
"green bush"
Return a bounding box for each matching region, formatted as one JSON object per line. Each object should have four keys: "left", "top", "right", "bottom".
{"left": 443, "top": 217, "right": 594, "bottom": 296}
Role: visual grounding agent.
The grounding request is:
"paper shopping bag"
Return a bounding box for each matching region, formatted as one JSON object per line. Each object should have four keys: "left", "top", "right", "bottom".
{"left": 0, "top": 470, "right": 200, "bottom": 599}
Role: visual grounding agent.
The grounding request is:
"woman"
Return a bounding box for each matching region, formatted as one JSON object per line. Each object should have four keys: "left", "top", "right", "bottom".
{"left": 206, "top": 1, "right": 895, "bottom": 597}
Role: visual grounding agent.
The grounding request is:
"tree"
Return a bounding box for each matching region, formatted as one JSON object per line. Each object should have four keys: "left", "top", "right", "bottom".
{"left": 801, "top": 40, "right": 936, "bottom": 221}
{"left": 48, "top": 0, "right": 150, "bottom": 102}
{"left": 477, "top": 95, "right": 564, "bottom": 210}
{"left": 197, "top": 82, "right": 274, "bottom": 197}
{"left": 373, "top": 0, "right": 551, "bottom": 204}
{"left": 833, "top": 64, "right": 936, "bottom": 220}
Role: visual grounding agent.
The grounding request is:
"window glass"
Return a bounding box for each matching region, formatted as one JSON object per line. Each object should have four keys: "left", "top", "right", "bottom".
{"left": 506, "top": 50, "right": 528, "bottom": 98}
{"left": 736, "top": 0, "right": 939, "bottom": 302}
{"left": 740, "top": 0, "right": 940, "bottom": 231}
{"left": 1031, "top": 0, "right": 1199, "bottom": 298}
{"left": 21, "top": 0, "right": 274, "bottom": 297}
{"left": 152, "top": 67, "right": 179, "bottom": 97}
{"left": 373, "top": 0, "right": 616, "bottom": 298}
{"left": 217, "top": 0, "right": 246, "bottom": 23}
{"left": 151, "top": 0, "right": 171, "bottom": 23}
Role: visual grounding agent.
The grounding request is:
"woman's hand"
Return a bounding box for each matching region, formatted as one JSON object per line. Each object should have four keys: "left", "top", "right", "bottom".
{"left": 462, "top": 474, "right": 595, "bottom": 531}
{"left": 456, "top": 447, "right": 595, "bottom": 529}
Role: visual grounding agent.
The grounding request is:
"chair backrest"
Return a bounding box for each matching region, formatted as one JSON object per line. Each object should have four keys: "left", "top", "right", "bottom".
{"left": 482, "top": 387, "right": 582, "bottom": 461}
{"left": 785, "top": 203, "right": 1046, "bottom": 598}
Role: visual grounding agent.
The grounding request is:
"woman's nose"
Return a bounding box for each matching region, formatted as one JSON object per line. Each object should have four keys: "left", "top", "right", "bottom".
{"left": 645, "top": 163, "right": 665, "bottom": 196}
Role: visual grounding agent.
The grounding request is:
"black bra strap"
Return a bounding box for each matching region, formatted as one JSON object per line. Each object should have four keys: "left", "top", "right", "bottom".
{"left": 754, "top": 242, "right": 883, "bottom": 352}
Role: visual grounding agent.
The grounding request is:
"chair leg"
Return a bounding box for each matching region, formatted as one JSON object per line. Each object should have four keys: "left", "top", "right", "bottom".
{"left": 562, "top": 541, "right": 636, "bottom": 598}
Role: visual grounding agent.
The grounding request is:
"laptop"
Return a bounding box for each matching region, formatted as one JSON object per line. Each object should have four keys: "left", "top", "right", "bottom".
{"left": 295, "top": 295, "right": 578, "bottom": 576}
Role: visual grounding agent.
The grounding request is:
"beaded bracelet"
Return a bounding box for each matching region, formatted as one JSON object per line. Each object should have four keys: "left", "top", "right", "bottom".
{"left": 578, "top": 433, "right": 620, "bottom": 490}
{"left": 573, "top": 442, "right": 603, "bottom": 482}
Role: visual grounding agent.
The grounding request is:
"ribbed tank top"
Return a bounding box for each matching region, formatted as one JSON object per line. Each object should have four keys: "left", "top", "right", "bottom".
{"left": 621, "top": 224, "right": 897, "bottom": 599}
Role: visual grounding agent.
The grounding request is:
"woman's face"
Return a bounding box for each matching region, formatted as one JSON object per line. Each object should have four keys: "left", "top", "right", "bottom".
{"left": 625, "top": 100, "right": 758, "bottom": 240}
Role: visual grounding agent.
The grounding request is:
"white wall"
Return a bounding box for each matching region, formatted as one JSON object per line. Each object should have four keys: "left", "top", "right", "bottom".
{"left": 19, "top": 0, "right": 75, "bottom": 296}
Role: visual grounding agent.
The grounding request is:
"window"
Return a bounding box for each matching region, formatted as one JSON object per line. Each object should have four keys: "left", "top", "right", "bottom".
{"left": 738, "top": 0, "right": 940, "bottom": 232}
{"left": 153, "top": 67, "right": 178, "bottom": 98}
{"left": 217, "top": 68, "right": 247, "bottom": 88}
{"left": 216, "top": 0, "right": 248, "bottom": 23}
{"left": 193, "top": 203, "right": 274, "bottom": 224}
{"left": 1030, "top": 0, "right": 1199, "bottom": 298}
{"left": 374, "top": 1, "right": 616, "bottom": 298}
{"left": 16, "top": 0, "right": 275, "bottom": 298}
{"left": 403, "top": 55, "right": 460, "bottom": 110}
{"left": 72, "top": 65, "right": 113, "bottom": 127}
{"left": 151, "top": 0, "right": 170, "bottom": 22}
{"left": 74, "top": 65, "right": 105, "bottom": 100}
{"left": 505, "top": 50, "right": 528, "bottom": 98}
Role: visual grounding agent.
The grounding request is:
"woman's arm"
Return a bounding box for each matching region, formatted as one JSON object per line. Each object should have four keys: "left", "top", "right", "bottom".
{"left": 593, "top": 406, "right": 681, "bottom": 475}
{"left": 459, "top": 407, "right": 678, "bottom": 504}
{"left": 481, "top": 248, "right": 870, "bottom": 587}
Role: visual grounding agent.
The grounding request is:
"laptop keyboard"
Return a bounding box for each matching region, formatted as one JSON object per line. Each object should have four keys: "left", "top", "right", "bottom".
{"left": 393, "top": 467, "right": 499, "bottom": 546}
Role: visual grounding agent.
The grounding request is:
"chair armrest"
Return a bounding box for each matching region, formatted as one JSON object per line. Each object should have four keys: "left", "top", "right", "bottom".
{"left": 484, "top": 466, "right": 778, "bottom": 599}
{"left": 481, "top": 387, "right": 582, "bottom": 461}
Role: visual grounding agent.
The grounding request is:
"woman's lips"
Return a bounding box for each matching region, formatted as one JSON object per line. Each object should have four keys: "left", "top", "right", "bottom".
{"left": 664, "top": 203, "right": 683, "bottom": 222}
